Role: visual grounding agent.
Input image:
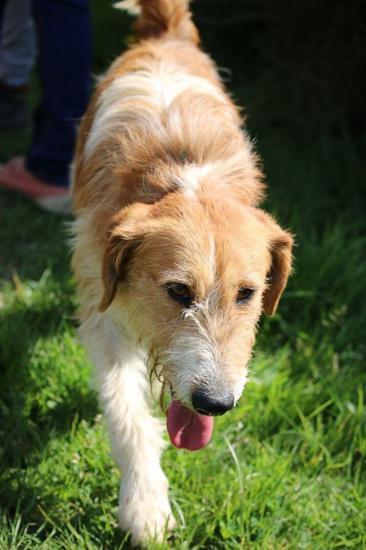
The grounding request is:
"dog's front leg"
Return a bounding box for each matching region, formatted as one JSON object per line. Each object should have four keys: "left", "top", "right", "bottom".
{"left": 88, "top": 317, "right": 175, "bottom": 546}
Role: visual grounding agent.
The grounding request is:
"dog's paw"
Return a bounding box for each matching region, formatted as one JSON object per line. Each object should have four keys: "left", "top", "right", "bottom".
{"left": 118, "top": 475, "right": 176, "bottom": 546}
{"left": 118, "top": 498, "right": 176, "bottom": 546}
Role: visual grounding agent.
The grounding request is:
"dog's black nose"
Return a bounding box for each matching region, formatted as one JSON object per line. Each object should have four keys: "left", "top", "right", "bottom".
{"left": 192, "top": 389, "right": 234, "bottom": 416}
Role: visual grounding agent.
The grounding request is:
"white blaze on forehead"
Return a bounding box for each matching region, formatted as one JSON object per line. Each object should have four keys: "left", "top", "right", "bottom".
{"left": 84, "top": 68, "right": 227, "bottom": 159}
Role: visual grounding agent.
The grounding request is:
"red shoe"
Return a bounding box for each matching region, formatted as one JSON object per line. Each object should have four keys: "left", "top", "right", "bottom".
{"left": 0, "top": 157, "right": 72, "bottom": 214}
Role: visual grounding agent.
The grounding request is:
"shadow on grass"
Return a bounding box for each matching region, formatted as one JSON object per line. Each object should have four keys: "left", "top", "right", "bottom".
{"left": 0, "top": 298, "right": 98, "bottom": 490}
{"left": 0, "top": 194, "right": 134, "bottom": 548}
{"left": 0, "top": 192, "right": 73, "bottom": 282}
{"left": 1, "top": 473, "right": 132, "bottom": 550}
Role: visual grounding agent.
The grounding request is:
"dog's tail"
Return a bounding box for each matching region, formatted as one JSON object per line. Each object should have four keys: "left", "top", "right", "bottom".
{"left": 116, "top": 0, "right": 199, "bottom": 43}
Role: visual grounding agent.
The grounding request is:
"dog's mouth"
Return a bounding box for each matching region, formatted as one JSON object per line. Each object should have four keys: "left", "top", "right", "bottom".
{"left": 166, "top": 398, "right": 214, "bottom": 451}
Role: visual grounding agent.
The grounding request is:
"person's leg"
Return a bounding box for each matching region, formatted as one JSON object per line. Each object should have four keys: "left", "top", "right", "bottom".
{"left": 0, "top": 0, "right": 91, "bottom": 213}
{"left": 26, "top": 0, "right": 92, "bottom": 188}
{"left": 0, "top": 0, "right": 36, "bottom": 129}
{"left": 0, "top": 0, "right": 36, "bottom": 87}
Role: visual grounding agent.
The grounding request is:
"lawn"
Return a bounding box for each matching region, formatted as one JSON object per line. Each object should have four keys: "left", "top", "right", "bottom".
{"left": 0, "top": 2, "right": 365, "bottom": 549}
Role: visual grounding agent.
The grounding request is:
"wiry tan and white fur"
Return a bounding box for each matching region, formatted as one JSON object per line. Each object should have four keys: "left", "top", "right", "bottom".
{"left": 71, "top": 0, "right": 293, "bottom": 545}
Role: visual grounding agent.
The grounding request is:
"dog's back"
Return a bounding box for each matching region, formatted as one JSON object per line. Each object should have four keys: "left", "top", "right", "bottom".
{"left": 72, "top": 0, "right": 263, "bottom": 217}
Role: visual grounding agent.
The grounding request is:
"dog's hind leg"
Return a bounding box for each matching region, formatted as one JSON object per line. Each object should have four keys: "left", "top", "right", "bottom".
{"left": 80, "top": 313, "right": 175, "bottom": 546}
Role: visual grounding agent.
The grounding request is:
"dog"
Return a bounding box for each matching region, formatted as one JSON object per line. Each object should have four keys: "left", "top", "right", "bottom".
{"left": 71, "top": 0, "right": 293, "bottom": 545}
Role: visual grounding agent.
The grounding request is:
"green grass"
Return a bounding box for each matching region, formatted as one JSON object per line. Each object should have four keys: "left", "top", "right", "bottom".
{"left": 1, "top": 3, "right": 365, "bottom": 549}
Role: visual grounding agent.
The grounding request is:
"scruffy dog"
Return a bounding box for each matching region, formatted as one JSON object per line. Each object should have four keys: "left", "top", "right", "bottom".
{"left": 71, "top": 0, "right": 293, "bottom": 545}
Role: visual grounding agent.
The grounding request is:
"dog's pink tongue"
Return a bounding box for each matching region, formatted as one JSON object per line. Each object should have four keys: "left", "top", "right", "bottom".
{"left": 167, "top": 399, "right": 214, "bottom": 451}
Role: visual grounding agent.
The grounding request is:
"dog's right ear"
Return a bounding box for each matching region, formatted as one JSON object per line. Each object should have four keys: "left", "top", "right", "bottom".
{"left": 99, "top": 203, "right": 153, "bottom": 312}
{"left": 99, "top": 233, "right": 142, "bottom": 312}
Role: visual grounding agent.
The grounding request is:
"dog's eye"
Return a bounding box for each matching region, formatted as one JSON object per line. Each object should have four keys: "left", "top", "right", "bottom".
{"left": 236, "top": 287, "right": 255, "bottom": 305}
{"left": 165, "top": 282, "right": 193, "bottom": 307}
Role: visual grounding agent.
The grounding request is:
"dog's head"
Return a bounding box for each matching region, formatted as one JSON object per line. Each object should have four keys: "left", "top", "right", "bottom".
{"left": 100, "top": 191, "right": 293, "bottom": 448}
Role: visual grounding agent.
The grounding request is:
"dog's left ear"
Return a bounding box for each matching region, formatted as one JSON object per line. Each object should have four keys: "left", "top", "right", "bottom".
{"left": 256, "top": 210, "right": 294, "bottom": 316}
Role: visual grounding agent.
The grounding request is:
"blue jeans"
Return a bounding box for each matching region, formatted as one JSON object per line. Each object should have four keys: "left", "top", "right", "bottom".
{"left": 26, "top": 0, "right": 92, "bottom": 187}
{"left": 0, "top": 0, "right": 36, "bottom": 87}
{"left": 0, "top": 0, "right": 91, "bottom": 187}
